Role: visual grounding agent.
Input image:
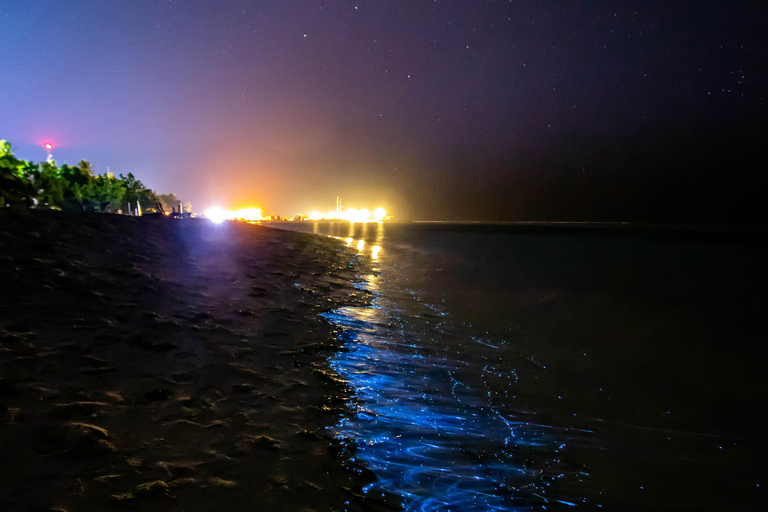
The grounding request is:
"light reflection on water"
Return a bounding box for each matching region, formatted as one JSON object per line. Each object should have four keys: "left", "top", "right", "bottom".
{"left": 259, "top": 220, "right": 768, "bottom": 510}
{"left": 319, "top": 222, "right": 582, "bottom": 511}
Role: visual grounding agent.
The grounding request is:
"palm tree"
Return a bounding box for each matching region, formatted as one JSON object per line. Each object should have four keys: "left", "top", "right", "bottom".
{"left": 77, "top": 160, "right": 95, "bottom": 177}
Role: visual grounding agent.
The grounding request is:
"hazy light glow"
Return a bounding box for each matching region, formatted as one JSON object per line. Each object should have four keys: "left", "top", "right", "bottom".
{"left": 204, "top": 207, "right": 230, "bottom": 224}
{"left": 308, "top": 207, "right": 387, "bottom": 222}
{"left": 204, "top": 206, "right": 262, "bottom": 223}
{"left": 234, "top": 207, "right": 262, "bottom": 221}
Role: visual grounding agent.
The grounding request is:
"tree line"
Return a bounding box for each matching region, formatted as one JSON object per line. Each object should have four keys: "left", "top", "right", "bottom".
{"left": 1, "top": 140, "right": 185, "bottom": 214}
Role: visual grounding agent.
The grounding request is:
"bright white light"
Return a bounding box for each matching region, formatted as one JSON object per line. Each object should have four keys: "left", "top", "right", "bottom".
{"left": 373, "top": 208, "right": 386, "bottom": 221}
{"left": 310, "top": 211, "right": 322, "bottom": 220}
{"left": 357, "top": 240, "right": 365, "bottom": 251}
{"left": 371, "top": 245, "right": 381, "bottom": 260}
{"left": 205, "top": 207, "right": 228, "bottom": 224}
{"left": 235, "top": 208, "right": 262, "bottom": 221}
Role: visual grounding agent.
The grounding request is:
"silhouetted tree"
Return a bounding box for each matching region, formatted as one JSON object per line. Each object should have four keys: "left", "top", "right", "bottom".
{"left": 77, "top": 160, "right": 95, "bottom": 177}
{"left": 1, "top": 139, "right": 183, "bottom": 214}
{"left": 0, "top": 140, "right": 36, "bottom": 207}
{"left": 87, "top": 174, "right": 126, "bottom": 212}
{"left": 30, "top": 161, "right": 67, "bottom": 207}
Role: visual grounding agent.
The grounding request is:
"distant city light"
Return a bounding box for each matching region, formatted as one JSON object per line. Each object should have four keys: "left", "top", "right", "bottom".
{"left": 204, "top": 206, "right": 263, "bottom": 223}
{"left": 306, "top": 206, "right": 387, "bottom": 222}
{"left": 234, "top": 208, "right": 262, "bottom": 221}
{"left": 204, "top": 202, "right": 387, "bottom": 224}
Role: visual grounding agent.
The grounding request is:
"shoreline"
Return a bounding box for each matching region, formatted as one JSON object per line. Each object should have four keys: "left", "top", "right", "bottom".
{"left": 263, "top": 219, "right": 768, "bottom": 243}
{"left": 265, "top": 216, "right": 768, "bottom": 510}
{"left": 0, "top": 209, "right": 381, "bottom": 511}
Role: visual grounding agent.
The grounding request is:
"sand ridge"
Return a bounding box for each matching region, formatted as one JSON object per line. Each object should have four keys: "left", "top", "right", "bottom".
{"left": 0, "top": 209, "right": 387, "bottom": 512}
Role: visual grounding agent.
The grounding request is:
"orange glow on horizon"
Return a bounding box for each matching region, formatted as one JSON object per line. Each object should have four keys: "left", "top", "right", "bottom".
{"left": 202, "top": 201, "right": 388, "bottom": 223}
{"left": 234, "top": 207, "right": 262, "bottom": 221}
{"left": 307, "top": 206, "right": 388, "bottom": 222}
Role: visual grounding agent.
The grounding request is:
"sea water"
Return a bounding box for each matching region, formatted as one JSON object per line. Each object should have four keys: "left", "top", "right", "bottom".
{"left": 264, "top": 221, "right": 768, "bottom": 511}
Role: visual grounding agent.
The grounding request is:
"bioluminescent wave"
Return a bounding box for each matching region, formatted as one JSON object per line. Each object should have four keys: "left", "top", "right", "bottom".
{"left": 266, "top": 220, "right": 768, "bottom": 511}
{"left": 322, "top": 258, "right": 587, "bottom": 511}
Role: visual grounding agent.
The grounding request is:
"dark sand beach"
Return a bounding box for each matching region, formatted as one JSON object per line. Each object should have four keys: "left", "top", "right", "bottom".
{"left": 0, "top": 209, "right": 379, "bottom": 512}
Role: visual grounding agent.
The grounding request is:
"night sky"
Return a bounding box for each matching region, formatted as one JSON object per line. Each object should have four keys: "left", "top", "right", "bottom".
{"left": 2, "top": 1, "right": 766, "bottom": 222}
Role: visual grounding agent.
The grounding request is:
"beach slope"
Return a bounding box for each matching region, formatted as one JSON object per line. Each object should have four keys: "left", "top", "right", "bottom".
{"left": 0, "top": 210, "right": 374, "bottom": 512}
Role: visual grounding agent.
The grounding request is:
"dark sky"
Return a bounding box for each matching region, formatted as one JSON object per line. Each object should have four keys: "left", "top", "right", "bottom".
{"left": 2, "top": 1, "right": 766, "bottom": 222}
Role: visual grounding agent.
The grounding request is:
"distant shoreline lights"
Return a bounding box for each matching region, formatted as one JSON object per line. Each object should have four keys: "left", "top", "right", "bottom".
{"left": 204, "top": 207, "right": 262, "bottom": 224}
{"left": 204, "top": 206, "right": 387, "bottom": 224}
{"left": 310, "top": 207, "right": 387, "bottom": 222}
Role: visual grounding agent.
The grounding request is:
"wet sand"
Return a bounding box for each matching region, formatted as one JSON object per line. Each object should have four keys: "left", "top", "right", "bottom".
{"left": 0, "top": 209, "right": 380, "bottom": 512}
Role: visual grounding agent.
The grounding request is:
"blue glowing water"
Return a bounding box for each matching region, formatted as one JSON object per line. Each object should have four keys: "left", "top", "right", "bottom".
{"left": 310, "top": 222, "right": 591, "bottom": 510}
{"left": 263, "top": 221, "right": 768, "bottom": 511}
{"left": 321, "top": 284, "right": 581, "bottom": 511}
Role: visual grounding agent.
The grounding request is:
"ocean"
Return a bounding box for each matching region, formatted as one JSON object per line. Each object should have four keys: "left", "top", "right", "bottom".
{"left": 264, "top": 221, "right": 767, "bottom": 511}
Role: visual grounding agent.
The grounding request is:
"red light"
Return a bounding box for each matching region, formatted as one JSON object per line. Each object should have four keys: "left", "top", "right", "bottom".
{"left": 44, "top": 143, "right": 53, "bottom": 150}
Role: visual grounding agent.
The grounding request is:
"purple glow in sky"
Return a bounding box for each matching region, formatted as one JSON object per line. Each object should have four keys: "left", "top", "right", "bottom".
{"left": 2, "top": 1, "right": 766, "bottom": 221}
